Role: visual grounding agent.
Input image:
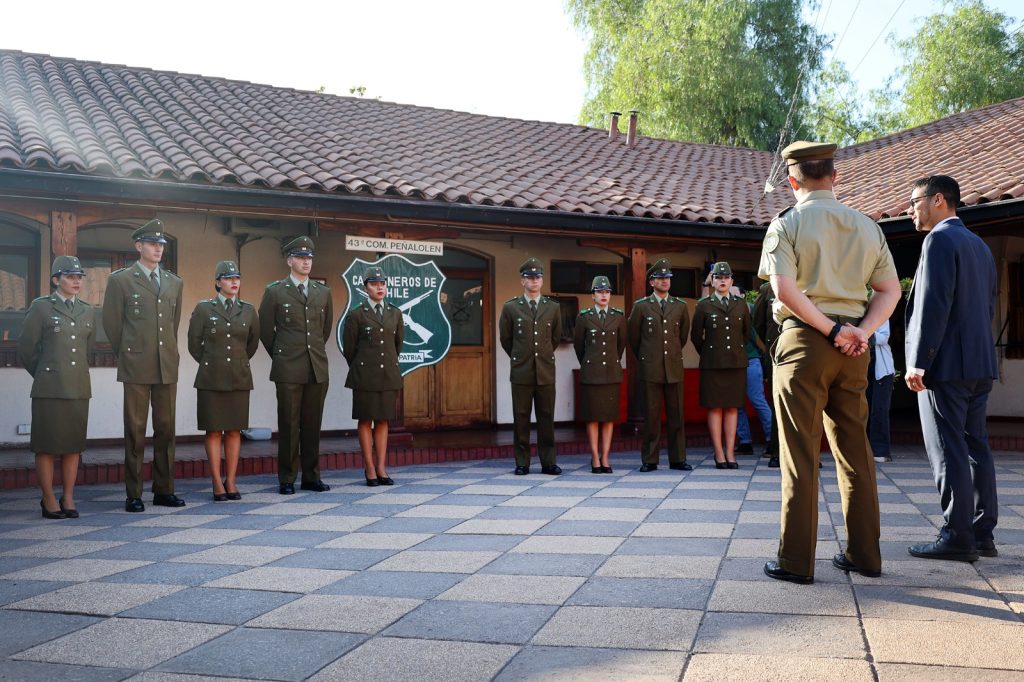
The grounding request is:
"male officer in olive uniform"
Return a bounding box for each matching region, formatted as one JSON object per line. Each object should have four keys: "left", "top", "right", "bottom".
{"left": 102, "top": 219, "right": 184, "bottom": 512}
{"left": 498, "top": 258, "right": 563, "bottom": 475}
{"left": 752, "top": 280, "right": 782, "bottom": 466}
{"left": 259, "top": 236, "right": 334, "bottom": 495}
{"left": 758, "top": 141, "right": 900, "bottom": 584}
{"left": 627, "top": 258, "right": 692, "bottom": 471}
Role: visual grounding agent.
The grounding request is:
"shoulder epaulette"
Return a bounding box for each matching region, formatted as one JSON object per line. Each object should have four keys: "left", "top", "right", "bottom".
{"left": 266, "top": 280, "right": 283, "bottom": 289}
{"left": 634, "top": 297, "right": 647, "bottom": 304}
{"left": 32, "top": 295, "right": 50, "bottom": 303}
{"left": 611, "top": 307, "right": 623, "bottom": 314}
{"left": 698, "top": 296, "right": 710, "bottom": 302}
{"left": 111, "top": 266, "right": 129, "bottom": 275}
{"left": 163, "top": 270, "right": 181, "bottom": 279}
{"left": 506, "top": 297, "right": 518, "bottom": 303}
{"left": 674, "top": 297, "right": 686, "bottom": 304}
{"left": 774, "top": 206, "right": 793, "bottom": 220}
{"left": 580, "top": 308, "right": 591, "bottom": 315}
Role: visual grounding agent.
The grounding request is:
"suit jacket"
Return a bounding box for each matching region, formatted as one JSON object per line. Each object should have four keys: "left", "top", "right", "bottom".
{"left": 691, "top": 295, "right": 750, "bottom": 369}
{"left": 18, "top": 295, "right": 96, "bottom": 399}
{"left": 752, "top": 281, "right": 781, "bottom": 347}
{"left": 627, "top": 294, "right": 690, "bottom": 383}
{"left": 573, "top": 306, "right": 627, "bottom": 384}
{"left": 499, "top": 295, "right": 562, "bottom": 385}
{"left": 187, "top": 297, "right": 260, "bottom": 391}
{"left": 258, "top": 277, "right": 333, "bottom": 384}
{"left": 341, "top": 300, "right": 404, "bottom": 391}
{"left": 101, "top": 263, "right": 182, "bottom": 384}
{"left": 905, "top": 217, "right": 998, "bottom": 383}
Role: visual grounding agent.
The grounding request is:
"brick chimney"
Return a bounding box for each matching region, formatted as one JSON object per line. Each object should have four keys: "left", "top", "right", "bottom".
{"left": 627, "top": 110, "right": 639, "bottom": 148}
{"left": 609, "top": 112, "right": 621, "bottom": 141}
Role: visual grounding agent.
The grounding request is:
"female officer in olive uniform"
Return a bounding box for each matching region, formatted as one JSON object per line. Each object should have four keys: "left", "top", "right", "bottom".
{"left": 187, "top": 261, "right": 260, "bottom": 501}
{"left": 341, "top": 266, "right": 404, "bottom": 486}
{"left": 574, "top": 276, "right": 627, "bottom": 473}
{"left": 691, "top": 262, "right": 750, "bottom": 469}
{"left": 18, "top": 256, "right": 95, "bottom": 519}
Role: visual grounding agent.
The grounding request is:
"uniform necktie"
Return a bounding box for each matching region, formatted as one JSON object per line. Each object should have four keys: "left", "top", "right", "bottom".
{"left": 225, "top": 299, "right": 233, "bottom": 313}
{"left": 298, "top": 283, "right": 308, "bottom": 300}
{"left": 150, "top": 271, "right": 159, "bottom": 291}
{"left": 660, "top": 299, "right": 666, "bottom": 314}
{"left": 65, "top": 299, "right": 73, "bottom": 311}
{"left": 375, "top": 303, "right": 383, "bottom": 320}
{"left": 599, "top": 309, "right": 606, "bottom": 323}
{"left": 529, "top": 299, "right": 537, "bottom": 318}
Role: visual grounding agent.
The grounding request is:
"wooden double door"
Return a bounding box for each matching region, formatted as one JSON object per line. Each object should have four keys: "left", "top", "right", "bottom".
{"left": 403, "top": 266, "right": 493, "bottom": 430}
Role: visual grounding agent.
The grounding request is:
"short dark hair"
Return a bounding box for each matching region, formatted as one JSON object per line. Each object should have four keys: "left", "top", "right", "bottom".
{"left": 912, "top": 175, "right": 960, "bottom": 208}
{"left": 791, "top": 159, "right": 834, "bottom": 182}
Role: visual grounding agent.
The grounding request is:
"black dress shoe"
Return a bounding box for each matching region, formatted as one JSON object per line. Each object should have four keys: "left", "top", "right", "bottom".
{"left": 591, "top": 466, "right": 602, "bottom": 474}
{"left": 638, "top": 463, "right": 658, "bottom": 472}
{"left": 541, "top": 465, "right": 562, "bottom": 476}
{"left": 832, "top": 553, "right": 881, "bottom": 577}
{"left": 715, "top": 461, "right": 728, "bottom": 470}
{"left": 377, "top": 476, "right": 394, "bottom": 486}
{"left": 514, "top": 466, "right": 530, "bottom": 475}
{"left": 365, "top": 477, "right": 380, "bottom": 487}
{"left": 59, "top": 498, "right": 79, "bottom": 519}
{"left": 153, "top": 494, "right": 186, "bottom": 508}
{"left": 279, "top": 483, "right": 295, "bottom": 495}
{"left": 726, "top": 461, "right": 739, "bottom": 470}
{"left": 300, "top": 480, "right": 331, "bottom": 492}
{"left": 735, "top": 443, "right": 754, "bottom": 455}
{"left": 976, "top": 538, "right": 998, "bottom": 558}
{"left": 669, "top": 462, "right": 692, "bottom": 471}
{"left": 125, "top": 497, "right": 145, "bottom": 513}
{"left": 767, "top": 457, "right": 780, "bottom": 468}
{"left": 41, "top": 500, "right": 67, "bottom": 520}
{"left": 212, "top": 492, "right": 228, "bottom": 502}
{"left": 763, "top": 560, "right": 813, "bottom": 585}
{"left": 225, "top": 491, "right": 242, "bottom": 501}
{"left": 908, "top": 537, "right": 979, "bottom": 562}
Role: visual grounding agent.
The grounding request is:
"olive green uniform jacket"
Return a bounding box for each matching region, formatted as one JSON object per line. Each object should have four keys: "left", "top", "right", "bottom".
{"left": 499, "top": 295, "right": 562, "bottom": 386}
{"left": 341, "top": 300, "right": 405, "bottom": 391}
{"left": 187, "top": 298, "right": 261, "bottom": 390}
{"left": 627, "top": 294, "right": 690, "bottom": 383}
{"left": 752, "top": 281, "right": 782, "bottom": 348}
{"left": 573, "top": 307, "right": 627, "bottom": 384}
{"left": 690, "top": 295, "right": 750, "bottom": 369}
{"left": 102, "top": 264, "right": 183, "bottom": 384}
{"left": 258, "top": 278, "right": 333, "bottom": 384}
{"left": 18, "top": 295, "right": 96, "bottom": 398}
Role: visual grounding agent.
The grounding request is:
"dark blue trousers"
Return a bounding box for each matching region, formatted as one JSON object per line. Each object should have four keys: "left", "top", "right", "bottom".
{"left": 918, "top": 378, "right": 998, "bottom": 546}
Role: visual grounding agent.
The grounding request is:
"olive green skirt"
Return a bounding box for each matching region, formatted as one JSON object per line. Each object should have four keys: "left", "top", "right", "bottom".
{"left": 699, "top": 367, "right": 747, "bottom": 408}
{"left": 578, "top": 383, "right": 621, "bottom": 423}
{"left": 31, "top": 398, "right": 88, "bottom": 455}
{"left": 197, "top": 390, "right": 250, "bottom": 432}
{"left": 352, "top": 389, "right": 399, "bottom": 421}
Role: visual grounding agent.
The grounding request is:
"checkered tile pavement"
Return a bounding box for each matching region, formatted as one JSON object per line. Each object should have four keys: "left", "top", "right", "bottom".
{"left": 1, "top": 446, "right": 1022, "bottom": 681}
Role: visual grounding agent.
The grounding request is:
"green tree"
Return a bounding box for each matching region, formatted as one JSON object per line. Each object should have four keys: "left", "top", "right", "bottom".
{"left": 568, "top": 0, "right": 826, "bottom": 150}
{"left": 893, "top": 0, "right": 1024, "bottom": 126}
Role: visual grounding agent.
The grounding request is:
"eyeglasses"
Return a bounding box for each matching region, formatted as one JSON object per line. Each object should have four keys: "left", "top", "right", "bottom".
{"left": 908, "top": 193, "right": 936, "bottom": 208}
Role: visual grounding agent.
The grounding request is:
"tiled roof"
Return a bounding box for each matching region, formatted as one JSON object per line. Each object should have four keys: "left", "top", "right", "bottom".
{"left": 0, "top": 51, "right": 1022, "bottom": 227}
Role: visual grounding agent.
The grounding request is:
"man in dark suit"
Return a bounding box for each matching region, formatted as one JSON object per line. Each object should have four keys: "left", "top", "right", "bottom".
{"left": 498, "top": 257, "right": 562, "bottom": 476}
{"left": 259, "top": 236, "right": 334, "bottom": 495}
{"left": 905, "top": 175, "right": 999, "bottom": 562}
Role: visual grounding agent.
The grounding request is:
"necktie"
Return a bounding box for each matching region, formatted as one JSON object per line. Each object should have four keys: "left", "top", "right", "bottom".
{"left": 599, "top": 309, "right": 606, "bottom": 323}
{"left": 660, "top": 299, "right": 666, "bottom": 314}
{"left": 529, "top": 300, "right": 537, "bottom": 318}
{"left": 375, "top": 303, "right": 383, "bottom": 320}
{"left": 225, "top": 299, "right": 233, "bottom": 313}
{"left": 65, "top": 299, "right": 73, "bottom": 311}
{"left": 150, "top": 271, "right": 159, "bottom": 291}
{"left": 298, "top": 283, "right": 306, "bottom": 299}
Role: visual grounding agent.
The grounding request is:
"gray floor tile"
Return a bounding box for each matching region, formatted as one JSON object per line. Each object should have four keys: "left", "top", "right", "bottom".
{"left": 97, "top": 562, "right": 243, "bottom": 586}
{"left": 383, "top": 600, "right": 556, "bottom": 644}
{"left": 0, "top": 610, "right": 99, "bottom": 656}
{"left": 200, "top": 514, "right": 298, "bottom": 530}
{"left": 7, "top": 582, "right": 183, "bottom": 616}
{"left": 478, "top": 553, "right": 606, "bottom": 577}
{"left": 646, "top": 509, "right": 740, "bottom": 523}
{"left": 267, "top": 548, "right": 397, "bottom": 570}
{"left": 0, "top": 659, "right": 131, "bottom": 681}
{"left": 532, "top": 605, "right": 701, "bottom": 650}
{"left": 157, "top": 627, "right": 364, "bottom": 681}
{"left": 694, "top": 612, "right": 865, "bottom": 657}
{"left": 203, "top": 567, "right": 353, "bottom": 593}
{"left": 864, "top": 618, "right": 1024, "bottom": 669}
{"left": 495, "top": 645, "right": 687, "bottom": 682}
{"left": 416, "top": 533, "right": 526, "bottom": 551}
{"left": 359, "top": 517, "right": 462, "bottom": 533}
{"left": 248, "top": 594, "right": 421, "bottom": 633}
{"left": 684, "top": 653, "right": 873, "bottom": 681}
{"left": 437, "top": 574, "right": 584, "bottom": 605}
{"left": 474, "top": 506, "right": 566, "bottom": 520}
{"left": 597, "top": 555, "right": 721, "bottom": 579}
{"left": 855, "top": 584, "right": 1020, "bottom": 623}
{"left": 318, "top": 570, "right": 464, "bottom": 599}
{"left": 576, "top": 497, "right": 661, "bottom": 509}
{"left": 874, "top": 663, "right": 1024, "bottom": 681}
{"left": 120, "top": 586, "right": 299, "bottom": 625}
{"left": 708, "top": 579, "right": 857, "bottom": 615}
{"left": 79, "top": 542, "right": 211, "bottom": 562}
{"left": 534, "top": 520, "right": 638, "bottom": 537}
{"left": 0, "top": 578, "right": 73, "bottom": 605}
{"left": 371, "top": 549, "right": 500, "bottom": 573}
{"left": 226, "top": 530, "right": 341, "bottom": 547}
{"left": 310, "top": 637, "right": 518, "bottom": 682}
{"left": 567, "top": 577, "right": 713, "bottom": 610}
{"left": 615, "top": 537, "right": 730, "bottom": 556}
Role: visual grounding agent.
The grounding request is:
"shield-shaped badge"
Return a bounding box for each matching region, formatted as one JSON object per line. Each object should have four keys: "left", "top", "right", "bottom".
{"left": 338, "top": 254, "right": 453, "bottom": 377}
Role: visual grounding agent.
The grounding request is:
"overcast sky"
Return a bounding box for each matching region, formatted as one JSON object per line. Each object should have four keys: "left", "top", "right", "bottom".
{"left": 3, "top": 0, "right": 1021, "bottom": 126}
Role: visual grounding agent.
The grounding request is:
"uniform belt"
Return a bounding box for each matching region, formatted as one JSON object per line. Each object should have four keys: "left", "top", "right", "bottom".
{"left": 781, "top": 315, "right": 861, "bottom": 332}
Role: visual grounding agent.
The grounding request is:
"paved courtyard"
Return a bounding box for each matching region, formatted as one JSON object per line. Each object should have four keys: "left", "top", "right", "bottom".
{"left": 1, "top": 445, "right": 1022, "bottom": 681}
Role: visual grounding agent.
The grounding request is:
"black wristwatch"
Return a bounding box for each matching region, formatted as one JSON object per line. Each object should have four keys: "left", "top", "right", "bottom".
{"left": 826, "top": 322, "right": 843, "bottom": 344}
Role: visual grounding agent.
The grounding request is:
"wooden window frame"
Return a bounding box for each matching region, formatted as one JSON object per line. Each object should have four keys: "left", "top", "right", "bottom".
{"left": 0, "top": 244, "right": 40, "bottom": 368}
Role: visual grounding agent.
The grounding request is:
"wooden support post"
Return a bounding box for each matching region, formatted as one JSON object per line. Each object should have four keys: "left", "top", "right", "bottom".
{"left": 50, "top": 211, "right": 77, "bottom": 256}
{"left": 622, "top": 247, "right": 646, "bottom": 435}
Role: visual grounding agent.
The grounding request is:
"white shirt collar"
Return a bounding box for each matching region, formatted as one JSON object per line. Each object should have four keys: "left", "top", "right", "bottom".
{"left": 54, "top": 291, "right": 75, "bottom": 304}
{"left": 218, "top": 293, "right": 236, "bottom": 306}
{"left": 136, "top": 261, "right": 158, "bottom": 279}
{"left": 289, "top": 274, "right": 309, "bottom": 288}
{"left": 652, "top": 291, "right": 669, "bottom": 301}
{"left": 523, "top": 293, "right": 541, "bottom": 304}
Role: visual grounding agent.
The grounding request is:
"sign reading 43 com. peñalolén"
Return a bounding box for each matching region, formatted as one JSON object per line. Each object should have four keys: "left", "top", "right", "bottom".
{"left": 338, "top": 254, "right": 453, "bottom": 377}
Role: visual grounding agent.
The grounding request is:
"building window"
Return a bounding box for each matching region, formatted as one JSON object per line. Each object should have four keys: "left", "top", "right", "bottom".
{"left": 551, "top": 261, "right": 620, "bottom": 294}
{"left": 1007, "top": 261, "right": 1024, "bottom": 360}
{"left": 0, "top": 219, "right": 41, "bottom": 366}
{"left": 669, "top": 268, "right": 699, "bottom": 299}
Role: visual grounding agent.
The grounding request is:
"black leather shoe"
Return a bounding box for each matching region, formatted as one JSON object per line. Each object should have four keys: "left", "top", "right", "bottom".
{"left": 212, "top": 492, "right": 228, "bottom": 502}
{"left": 279, "top": 483, "right": 295, "bottom": 495}
{"left": 601, "top": 466, "right": 614, "bottom": 474}
{"left": 225, "top": 491, "right": 242, "bottom": 501}
{"left": 669, "top": 462, "right": 693, "bottom": 471}
{"left": 727, "top": 461, "right": 739, "bottom": 470}
{"left": 300, "top": 480, "right": 331, "bottom": 492}
{"left": 767, "top": 458, "right": 780, "bottom": 468}
{"left": 365, "top": 477, "right": 380, "bottom": 487}
{"left": 153, "top": 494, "right": 186, "bottom": 507}
{"left": 763, "top": 560, "right": 813, "bottom": 585}
{"left": 41, "top": 500, "right": 67, "bottom": 520}
{"left": 591, "top": 466, "right": 602, "bottom": 474}
{"left": 541, "top": 465, "right": 562, "bottom": 475}
{"left": 58, "top": 498, "right": 79, "bottom": 519}
{"left": 638, "top": 463, "right": 658, "bottom": 472}
{"left": 977, "top": 538, "right": 998, "bottom": 558}
{"left": 125, "top": 497, "right": 145, "bottom": 513}
{"left": 377, "top": 476, "right": 394, "bottom": 486}
{"left": 715, "top": 461, "right": 728, "bottom": 470}
{"left": 735, "top": 443, "right": 754, "bottom": 455}
{"left": 832, "top": 553, "right": 881, "bottom": 577}
{"left": 908, "top": 537, "right": 979, "bottom": 563}
{"left": 514, "top": 466, "right": 530, "bottom": 475}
